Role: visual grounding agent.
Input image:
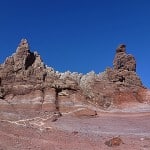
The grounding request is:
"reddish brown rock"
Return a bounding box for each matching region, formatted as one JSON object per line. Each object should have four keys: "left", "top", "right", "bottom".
{"left": 42, "top": 88, "right": 56, "bottom": 112}
{"left": 113, "top": 44, "right": 136, "bottom": 71}
{"left": 0, "top": 40, "right": 149, "bottom": 115}
{"left": 105, "top": 137, "right": 124, "bottom": 147}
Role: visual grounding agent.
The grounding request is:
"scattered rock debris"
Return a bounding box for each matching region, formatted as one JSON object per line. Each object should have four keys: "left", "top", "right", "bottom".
{"left": 72, "top": 131, "right": 78, "bottom": 135}
{"left": 105, "top": 137, "right": 124, "bottom": 147}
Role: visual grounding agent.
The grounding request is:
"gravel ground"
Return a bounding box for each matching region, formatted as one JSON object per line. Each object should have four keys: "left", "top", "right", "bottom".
{"left": 0, "top": 111, "right": 150, "bottom": 150}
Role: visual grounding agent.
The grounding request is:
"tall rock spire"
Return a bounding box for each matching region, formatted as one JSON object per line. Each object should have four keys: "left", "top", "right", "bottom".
{"left": 113, "top": 44, "right": 136, "bottom": 72}
{"left": 13, "top": 39, "right": 31, "bottom": 71}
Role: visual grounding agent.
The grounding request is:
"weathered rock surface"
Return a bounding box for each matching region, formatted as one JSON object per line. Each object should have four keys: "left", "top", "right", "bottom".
{"left": 114, "top": 44, "right": 136, "bottom": 71}
{"left": 0, "top": 40, "right": 149, "bottom": 115}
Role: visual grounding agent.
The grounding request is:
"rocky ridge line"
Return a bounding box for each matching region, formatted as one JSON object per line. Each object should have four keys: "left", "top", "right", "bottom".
{"left": 0, "top": 39, "right": 149, "bottom": 114}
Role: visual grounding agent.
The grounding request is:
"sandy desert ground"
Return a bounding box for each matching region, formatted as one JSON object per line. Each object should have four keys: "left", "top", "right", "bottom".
{"left": 0, "top": 109, "right": 150, "bottom": 150}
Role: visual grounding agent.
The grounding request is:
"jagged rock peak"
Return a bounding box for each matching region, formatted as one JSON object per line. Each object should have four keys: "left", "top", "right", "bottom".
{"left": 116, "top": 44, "right": 126, "bottom": 53}
{"left": 0, "top": 40, "right": 147, "bottom": 114}
{"left": 19, "top": 38, "right": 29, "bottom": 49}
{"left": 16, "top": 38, "right": 30, "bottom": 54}
{"left": 113, "top": 44, "right": 136, "bottom": 72}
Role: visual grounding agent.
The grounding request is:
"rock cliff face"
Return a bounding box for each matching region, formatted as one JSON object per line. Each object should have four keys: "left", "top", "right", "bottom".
{"left": 0, "top": 40, "right": 149, "bottom": 114}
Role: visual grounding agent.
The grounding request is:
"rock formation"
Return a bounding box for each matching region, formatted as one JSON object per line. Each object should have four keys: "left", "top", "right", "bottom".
{"left": 113, "top": 44, "right": 136, "bottom": 71}
{"left": 0, "top": 40, "right": 149, "bottom": 114}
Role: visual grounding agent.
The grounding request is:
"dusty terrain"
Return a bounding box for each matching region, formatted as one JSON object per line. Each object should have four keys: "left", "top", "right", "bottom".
{"left": 0, "top": 40, "right": 150, "bottom": 149}
{"left": 0, "top": 108, "right": 150, "bottom": 150}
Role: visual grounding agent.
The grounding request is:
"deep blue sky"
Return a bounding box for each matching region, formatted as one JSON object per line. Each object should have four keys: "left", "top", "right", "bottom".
{"left": 0, "top": 0, "right": 150, "bottom": 88}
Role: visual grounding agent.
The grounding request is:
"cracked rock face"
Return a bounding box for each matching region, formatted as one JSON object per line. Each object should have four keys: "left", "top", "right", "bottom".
{"left": 0, "top": 40, "right": 149, "bottom": 114}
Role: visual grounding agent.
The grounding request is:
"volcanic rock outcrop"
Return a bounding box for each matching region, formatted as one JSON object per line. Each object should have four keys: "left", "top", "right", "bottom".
{"left": 113, "top": 44, "right": 136, "bottom": 71}
{"left": 0, "top": 40, "right": 149, "bottom": 114}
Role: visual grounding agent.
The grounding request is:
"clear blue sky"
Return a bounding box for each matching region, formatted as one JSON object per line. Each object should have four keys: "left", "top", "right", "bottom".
{"left": 0, "top": 0, "right": 150, "bottom": 88}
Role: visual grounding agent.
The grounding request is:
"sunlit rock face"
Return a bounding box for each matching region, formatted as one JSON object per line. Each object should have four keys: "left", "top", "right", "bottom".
{"left": 113, "top": 44, "right": 136, "bottom": 71}
{"left": 0, "top": 40, "right": 149, "bottom": 114}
